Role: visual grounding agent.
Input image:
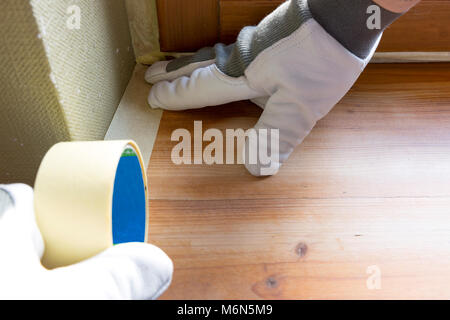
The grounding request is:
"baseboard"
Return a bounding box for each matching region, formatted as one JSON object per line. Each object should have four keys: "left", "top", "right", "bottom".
{"left": 371, "top": 52, "right": 450, "bottom": 63}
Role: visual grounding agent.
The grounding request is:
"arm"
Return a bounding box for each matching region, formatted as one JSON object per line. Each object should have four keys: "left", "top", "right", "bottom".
{"left": 373, "top": 0, "right": 421, "bottom": 13}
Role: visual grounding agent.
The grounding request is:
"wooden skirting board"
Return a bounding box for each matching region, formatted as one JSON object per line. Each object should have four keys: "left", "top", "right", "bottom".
{"left": 161, "top": 51, "right": 450, "bottom": 63}
{"left": 371, "top": 52, "right": 450, "bottom": 63}
{"left": 157, "top": 0, "right": 450, "bottom": 53}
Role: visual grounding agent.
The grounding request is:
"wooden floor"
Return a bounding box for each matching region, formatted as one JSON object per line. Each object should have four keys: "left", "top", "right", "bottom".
{"left": 146, "top": 63, "right": 450, "bottom": 299}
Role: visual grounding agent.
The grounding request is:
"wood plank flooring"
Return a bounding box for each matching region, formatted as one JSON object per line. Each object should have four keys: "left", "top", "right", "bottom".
{"left": 146, "top": 63, "right": 450, "bottom": 299}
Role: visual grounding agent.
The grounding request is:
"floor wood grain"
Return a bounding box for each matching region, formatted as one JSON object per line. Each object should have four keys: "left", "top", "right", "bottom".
{"left": 146, "top": 63, "right": 450, "bottom": 299}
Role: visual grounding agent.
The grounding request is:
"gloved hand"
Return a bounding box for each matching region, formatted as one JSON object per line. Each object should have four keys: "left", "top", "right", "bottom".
{"left": 0, "top": 184, "right": 173, "bottom": 300}
{"left": 145, "top": 0, "right": 380, "bottom": 176}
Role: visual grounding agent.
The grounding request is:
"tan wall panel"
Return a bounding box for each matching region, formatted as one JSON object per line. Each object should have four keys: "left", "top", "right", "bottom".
{"left": 0, "top": 0, "right": 70, "bottom": 185}
{"left": 32, "top": 0, "right": 136, "bottom": 140}
{"left": 126, "top": 0, "right": 161, "bottom": 63}
{"left": 0, "top": 0, "right": 135, "bottom": 185}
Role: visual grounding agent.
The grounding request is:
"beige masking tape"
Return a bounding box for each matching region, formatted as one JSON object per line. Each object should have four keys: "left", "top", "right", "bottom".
{"left": 34, "top": 140, "right": 148, "bottom": 269}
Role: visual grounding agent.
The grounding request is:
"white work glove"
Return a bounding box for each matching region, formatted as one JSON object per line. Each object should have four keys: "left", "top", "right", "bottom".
{"left": 0, "top": 184, "right": 173, "bottom": 300}
{"left": 145, "top": 0, "right": 380, "bottom": 176}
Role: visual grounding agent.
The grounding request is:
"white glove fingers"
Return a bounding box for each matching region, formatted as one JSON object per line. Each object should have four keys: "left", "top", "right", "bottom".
{"left": 0, "top": 187, "right": 13, "bottom": 216}
{"left": 47, "top": 243, "right": 173, "bottom": 300}
{"left": 244, "top": 90, "right": 319, "bottom": 177}
{"left": 0, "top": 184, "right": 45, "bottom": 261}
{"left": 145, "top": 59, "right": 216, "bottom": 84}
{"left": 148, "top": 64, "right": 264, "bottom": 111}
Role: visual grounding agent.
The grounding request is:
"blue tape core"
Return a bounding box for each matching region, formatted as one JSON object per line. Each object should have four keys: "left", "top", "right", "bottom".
{"left": 112, "top": 148, "right": 146, "bottom": 244}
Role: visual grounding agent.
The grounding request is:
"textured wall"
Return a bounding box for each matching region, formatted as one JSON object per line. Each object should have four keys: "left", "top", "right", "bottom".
{"left": 125, "top": 0, "right": 161, "bottom": 64}
{"left": 0, "top": 0, "right": 135, "bottom": 185}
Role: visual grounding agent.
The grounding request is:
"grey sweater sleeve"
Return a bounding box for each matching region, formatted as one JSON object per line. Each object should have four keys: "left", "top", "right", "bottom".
{"left": 309, "top": 0, "right": 401, "bottom": 59}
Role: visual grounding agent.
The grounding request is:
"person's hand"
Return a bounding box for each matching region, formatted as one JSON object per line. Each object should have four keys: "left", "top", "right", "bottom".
{"left": 145, "top": 1, "right": 379, "bottom": 176}
{"left": 0, "top": 184, "right": 173, "bottom": 300}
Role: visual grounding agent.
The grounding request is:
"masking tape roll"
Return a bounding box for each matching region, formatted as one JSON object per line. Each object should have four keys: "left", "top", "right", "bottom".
{"left": 34, "top": 140, "right": 148, "bottom": 269}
